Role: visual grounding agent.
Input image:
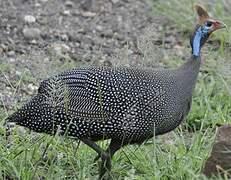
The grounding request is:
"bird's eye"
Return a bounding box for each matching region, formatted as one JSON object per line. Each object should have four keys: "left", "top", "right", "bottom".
{"left": 205, "top": 21, "right": 213, "bottom": 27}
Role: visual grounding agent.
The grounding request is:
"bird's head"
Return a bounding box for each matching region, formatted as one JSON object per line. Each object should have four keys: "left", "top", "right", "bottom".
{"left": 190, "top": 5, "right": 227, "bottom": 57}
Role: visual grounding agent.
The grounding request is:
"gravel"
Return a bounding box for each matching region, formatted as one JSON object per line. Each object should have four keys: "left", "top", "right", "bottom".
{"left": 0, "top": 0, "right": 175, "bottom": 110}
{"left": 22, "top": 27, "right": 41, "bottom": 39}
{"left": 24, "top": 15, "right": 36, "bottom": 23}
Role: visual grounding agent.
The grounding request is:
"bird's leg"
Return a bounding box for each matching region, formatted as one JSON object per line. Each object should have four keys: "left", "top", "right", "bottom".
{"left": 80, "top": 138, "right": 104, "bottom": 155}
{"left": 99, "top": 140, "right": 122, "bottom": 179}
{"left": 94, "top": 154, "right": 101, "bottom": 162}
{"left": 99, "top": 151, "right": 112, "bottom": 179}
{"left": 80, "top": 138, "right": 111, "bottom": 177}
{"left": 80, "top": 138, "right": 122, "bottom": 179}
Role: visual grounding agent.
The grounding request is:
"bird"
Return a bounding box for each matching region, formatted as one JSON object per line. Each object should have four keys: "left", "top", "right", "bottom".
{"left": 5, "top": 5, "right": 226, "bottom": 179}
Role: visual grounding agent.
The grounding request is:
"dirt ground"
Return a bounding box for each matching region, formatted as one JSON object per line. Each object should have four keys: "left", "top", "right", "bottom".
{"left": 0, "top": 0, "right": 186, "bottom": 110}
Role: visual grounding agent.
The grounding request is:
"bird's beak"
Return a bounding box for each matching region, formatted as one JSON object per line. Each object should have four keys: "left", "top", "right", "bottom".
{"left": 213, "top": 21, "right": 228, "bottom": 31}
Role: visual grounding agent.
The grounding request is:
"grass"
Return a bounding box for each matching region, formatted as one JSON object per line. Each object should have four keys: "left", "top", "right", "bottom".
{"left": 0, "top": 0, "right": 231, "bottom": 179}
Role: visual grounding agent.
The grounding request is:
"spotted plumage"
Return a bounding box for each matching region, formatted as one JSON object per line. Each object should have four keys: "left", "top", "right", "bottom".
{"left": 5, "top": 5, "right": 226, "bottom": 179}
{"left": 9, "top": 66, "right": 195, "bottom": 141}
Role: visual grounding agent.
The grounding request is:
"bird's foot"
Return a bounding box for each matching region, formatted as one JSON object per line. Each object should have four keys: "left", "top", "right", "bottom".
{"left": 99, "top": 152, "right": 112, "bottom": 180}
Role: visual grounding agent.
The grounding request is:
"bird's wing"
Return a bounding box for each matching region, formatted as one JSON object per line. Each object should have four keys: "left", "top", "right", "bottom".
{"left": 58, "top": 68, "right": 109, "bottom": 119}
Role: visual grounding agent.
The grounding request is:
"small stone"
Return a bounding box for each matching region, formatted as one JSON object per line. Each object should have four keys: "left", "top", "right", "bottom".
{"left": 165, "top": 35, "right": 176, "bottom": 44}
{"left": 17, "top": 127, "right": 27, "bottom": 137}
{"left": 60, "top": 34, "right": 69, "bottom": 41}
{"left": 24, "top": 15, "right": 36, "bottom": 23}
{"left": 6, "top": 122, "right": 15, "bottom": 129}
{"left": 96, "top": 25, "right": 103, "bottom": 32}
{"left": 50, "top": 43, "right": 71, "bottom": 57}
{"left": 81, "top": 11, "right": 96, "bottom": 17}
{"left": 44, "top": 57, "right": 50, "bottom": 62}
{"left": 75, "top": 42, "right": 80, "bottom": 47}
{"left": 80, "top": 0, "right": 93, "bottom": 11}
{"left": 72, "top": 9, "right": 80, "bottom": 16}
{"left": 15, "top": 71, "right": 22, "bottom": 77}
{"left": 23, "top": 27, "right": 41, "bottom": 39}
{"left": 65, "top": 1, "right": 74, "bottom": 8}
{"left": 61, "top": 44, "right": 71, "bottom": 52}
{"left": 117, "top": 15, "right": 123, "bottom": 23}
{"left": 102, "top": 29, "right": 113, "bottom": 38}
{"left": 35, "top": 3, "right": 41, "bottom": 7}
{"left": 7, "top": 51, "right": 15, "bottom": 57}
{"left": 30, "top": 39, "right": 38, "bottom": 44}
{"left": 62, "top": 10, "right": 71, "bottom": 16}
{"left": 128, "top": 49, "right": 133, "bottom": 55}
{"left": 28, "top": 83, "right": 38, "bottom": 93}
{"left": 9, "top": 58, "right": 16, "bottom": 63}
{"left": 111, "top": 0, "right": 119, "bottom": 4}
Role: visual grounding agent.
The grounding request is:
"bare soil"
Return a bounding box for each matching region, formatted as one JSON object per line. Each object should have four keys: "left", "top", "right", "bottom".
{"left": 0, "top": 0, "right": 183, "bottom": 110}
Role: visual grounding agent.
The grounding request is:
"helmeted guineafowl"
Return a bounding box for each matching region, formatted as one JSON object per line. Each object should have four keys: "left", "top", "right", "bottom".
{"left": 5, "top": 5, "right": 226, "bottom": 179}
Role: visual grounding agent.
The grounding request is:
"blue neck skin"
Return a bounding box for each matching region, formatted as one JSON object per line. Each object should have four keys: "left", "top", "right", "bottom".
{"left": 192, "top": 27, "right": 203, "bottom": 58}
{"left": 192, "top": 26, "right": 208, "bottom": 59}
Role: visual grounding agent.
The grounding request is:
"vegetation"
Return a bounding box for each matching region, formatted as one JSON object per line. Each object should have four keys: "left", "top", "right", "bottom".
{"left": 0, "top": 0, "right": 230, "bottom": 179}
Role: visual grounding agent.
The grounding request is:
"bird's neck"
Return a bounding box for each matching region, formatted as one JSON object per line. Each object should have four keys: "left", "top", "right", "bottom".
{"left": 177, "top": 28, "right": 205, "bottom": 89}
{"left": 176, "top": 26, "right": 206, "bottom": 77}
{"left": 191, "top": 26, "right": 208, "bottom": 59}
{"left": 192, "top": 28, "right": 203, "bottom": 58}
{"left": 179, "top": 56, "right": 201, "bottom": 72}
{"left": 175, "top": 57, "right": 201, "bottom": 99}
